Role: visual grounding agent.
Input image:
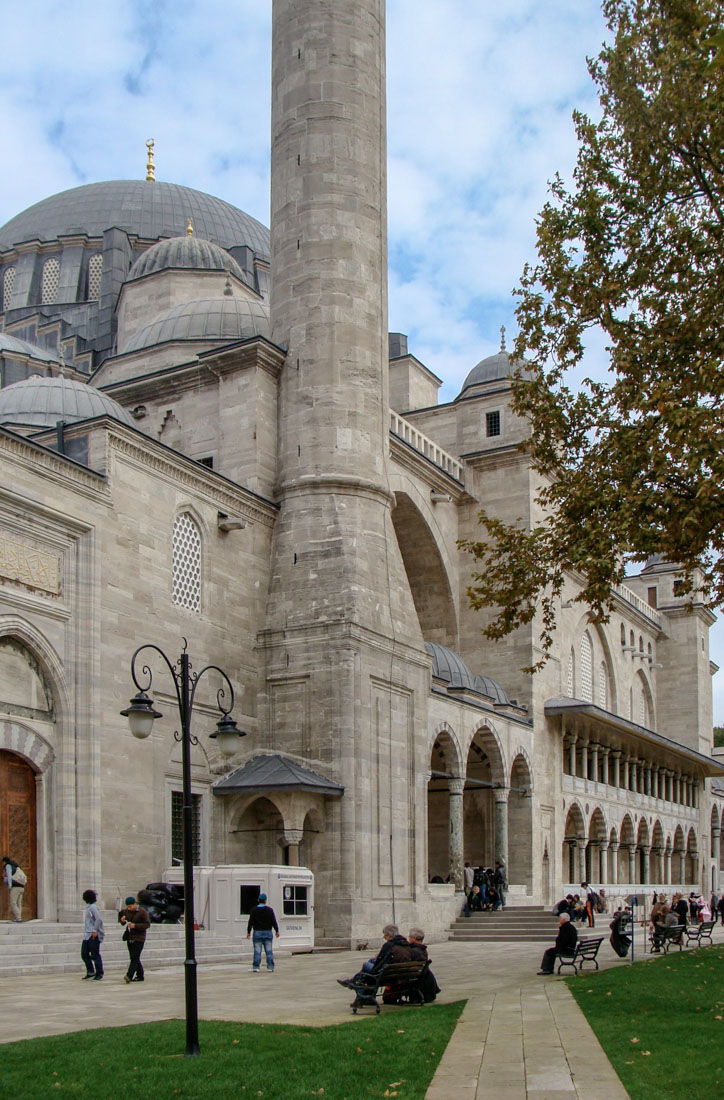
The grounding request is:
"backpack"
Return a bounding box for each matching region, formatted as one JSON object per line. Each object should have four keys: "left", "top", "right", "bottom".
{"left": 14, "top": 867, "right": 27, "bottom": 886}
{"left": 592, "top": 891, "right": 605, "bottom": 913}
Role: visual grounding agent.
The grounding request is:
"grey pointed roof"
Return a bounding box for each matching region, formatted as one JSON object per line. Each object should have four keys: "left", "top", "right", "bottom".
{"left": 120, "top": 296, "right": 271, "bottom": 353}
{"left": 0, "top": 180, "right": 270, "bottom": 257}
{"left": 213, "top": 754, "right": 344, "bottom": 797}
{"left": 0, "top": 332, "right": 59, "bottom": 364}
{"left": 0, "top": 375, "right": 135, "bottom": 429}
{"left": 425, "top": 642, "right": 510, "bottom": 706}
{"left": 127, "top": 235, "right": 246, "bottom": 282}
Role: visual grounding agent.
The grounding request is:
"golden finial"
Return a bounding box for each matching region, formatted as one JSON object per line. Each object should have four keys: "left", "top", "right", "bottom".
{"left": 145, "top": 139, "right": 156, "bottom": 182}
{"left": 500, "top": 324, "right": 506, "bottom": 353}
{"left": 187, "top": 218, "right": 194, "bottom": 237}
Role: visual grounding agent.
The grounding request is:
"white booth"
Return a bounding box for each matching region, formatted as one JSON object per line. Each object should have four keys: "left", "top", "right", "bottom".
{"left": 163, "top": 864, "right": 314, "bottom": 949}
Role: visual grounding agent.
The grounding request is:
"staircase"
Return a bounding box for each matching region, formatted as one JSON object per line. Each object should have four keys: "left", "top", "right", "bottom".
{"left": 448, "top": 906, "right": 563, "bottom": 943}
{"left": 0, "top": 916, "right": 255, "bottom": 978}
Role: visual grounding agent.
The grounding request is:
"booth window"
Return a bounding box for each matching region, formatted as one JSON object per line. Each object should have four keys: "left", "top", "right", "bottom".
{"left": 171, "top": 790, "right": 201, "bottom": 865}
{"left": 283, "top": 884, "right": 308, "bottom": 915}
{"left": 239, "top": 885, "right": 261, "bottom": 914}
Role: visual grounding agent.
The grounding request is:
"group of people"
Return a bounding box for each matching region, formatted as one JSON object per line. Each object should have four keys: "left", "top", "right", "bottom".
{"left": 80, "top": 890, "right": 151, "bottom": 983}
{"left": 337, "top": 923, "right": 441, "bottom": 1005}
{"left": 552, "top": 882, "right": 606, "bottom": 927}
{"left": 463, "top": 861, "right": 507, "bottom": 915}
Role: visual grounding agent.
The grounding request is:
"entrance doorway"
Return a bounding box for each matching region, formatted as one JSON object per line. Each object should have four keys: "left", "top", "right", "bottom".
{"left": 0, "top": 751, "right": 37, "bottom": 920}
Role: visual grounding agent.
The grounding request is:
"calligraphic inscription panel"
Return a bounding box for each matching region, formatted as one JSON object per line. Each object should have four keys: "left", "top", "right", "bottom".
{"left": 0, "top": 534, "right": 61, "bottom": 594}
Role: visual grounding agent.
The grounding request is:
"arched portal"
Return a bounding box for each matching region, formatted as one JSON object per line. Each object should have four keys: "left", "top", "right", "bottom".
{"left": 563, "top": 803, "right": 585, "bottom": 882}
{"left": 508, "top": 754, "right": 532, "bottom": 891}
{"left": 619, "top": 814, "right": 635, "bottom": 883}
{"left": 391, "top": 493, "right": 457, "bottom": 647}
{"left": 427, "top": 731, "right": 461, "bottom": 881}
{"left": 588, "top": 808, "right": 607, "bottom": 883}
{"left": 229, "top": 797, "right": 285, "bottom": 864}
{"left": 636, "top": 818, "right": 650, "bottom": 882}
{"left": 463, "top": 727, "right": 506, "bottom": 873}
{"left": 685, "top": 828, "right": 698, "bottom": 884}
{"left": 651, "top": 820, "right": 664, "bottom": 883}
{"left": 0, "top": 751, "right": 37, "bottom": 920}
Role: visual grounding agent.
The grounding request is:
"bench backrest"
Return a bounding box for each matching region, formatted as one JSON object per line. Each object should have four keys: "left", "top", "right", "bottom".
{"left": 665, "top": 924, "right": 685, "bottom": 939}
{"left": 576, "top": 937, "right": 604, "bottom": 955}
{"left": 698, "top": 921, "right": 714, "bottom": 933}
{"left": 377, "top": 960, "right": 428, "bottom": 983}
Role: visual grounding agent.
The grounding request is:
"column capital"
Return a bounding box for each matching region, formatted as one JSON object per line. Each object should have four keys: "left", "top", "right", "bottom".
{"left": 283, "top": 828, "right": 304, "bottom": 846}
{"left": 493, "top": 786, "right": 509, "bottom": 804}
{"left": 610, "top": 749, "right": 622, "bottom": 759}
{"left": 599, "top": 745, "right": 611, "bottom": 758}
{"left": 448, "top": 776, "right": 465, "bottom": 796}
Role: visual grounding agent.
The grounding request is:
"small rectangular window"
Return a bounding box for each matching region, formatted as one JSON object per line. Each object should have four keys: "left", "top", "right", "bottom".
{"left": 282, "top": 884, "right": 308, "bottom": 916}
{"left": 239, "top": 885, "right": 261, "bottom": 915}
{"left": 647, "top": 586, "right": 658, "bottom": 608}
{"left": 171, "top": 790, "right": 202, "bottom": 865}
{"left": 198, "top": 456, "right": 214, "bottom": 469}
{"left": 673, "top": 580, "right": 685, "bottom": 596}
{"left": 486, "top": 410, "right": 501, "bottom": 437}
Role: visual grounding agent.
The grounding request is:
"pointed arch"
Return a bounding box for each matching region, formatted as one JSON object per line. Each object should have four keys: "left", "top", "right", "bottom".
{"left": 508, "top": 752, "right": 533, "bottom": 890}
{"left": 390, "top": 490, "right": 458, "bottom": 647}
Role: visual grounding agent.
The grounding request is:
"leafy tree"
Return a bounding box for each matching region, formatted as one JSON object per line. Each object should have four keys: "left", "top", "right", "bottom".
{"left": 461, "top": 0, "right": 724, "bottom": 666}
{"left": 715, "top": 725, "right": 724, "bottom": 747}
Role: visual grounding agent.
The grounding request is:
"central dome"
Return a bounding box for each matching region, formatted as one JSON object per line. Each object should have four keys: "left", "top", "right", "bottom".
{"left": 0, "top": 180, "right": 270, "bottom": 257}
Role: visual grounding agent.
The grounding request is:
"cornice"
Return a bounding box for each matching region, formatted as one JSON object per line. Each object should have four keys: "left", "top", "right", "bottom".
{"left": 0, "top": 429, "right": 110, "bottom": 503}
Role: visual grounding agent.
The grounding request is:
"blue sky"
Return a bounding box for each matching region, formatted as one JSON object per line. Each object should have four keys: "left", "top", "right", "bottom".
{"left": 0, "top": 0, "right": 721, "bottom": 722}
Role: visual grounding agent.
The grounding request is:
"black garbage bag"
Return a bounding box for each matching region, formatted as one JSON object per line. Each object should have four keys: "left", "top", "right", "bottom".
{"left": 163, "top": 903, "right": 183, "bottom": 923}
{"left": 146, "top": 905, "right": 165, "bottom": 923}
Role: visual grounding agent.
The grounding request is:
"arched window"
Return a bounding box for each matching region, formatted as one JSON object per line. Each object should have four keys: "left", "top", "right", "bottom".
{"left": 620, "top": 623, "right": 626, "bottom": 646}
{"left": 639, "top": 686, "right": 648, "bottom": 727}
{"left": 628, "top": 686, "right": 633, "bottom": 720}
{"left": 87, "top": 254, "right": 103, "bottom": 300}
{"left": 639, "top": 635, "right": 644, "bottom": 654}
{"left": 598, "top": 662, "right": 608, "bottom": 710}
{"left": 580, "top": 632, "right": 593, "bottom": 701}
{"left": 567, "top": 648, "right": 575, "bottom": 697}
{"left": 2, "top": 266, "right": 16, "bottom": 310}
{"left": 41, "top": 258, "right": 60, "bottom": 304}
{"left": 172, "top": 513, "right": 201, "bottom": 612}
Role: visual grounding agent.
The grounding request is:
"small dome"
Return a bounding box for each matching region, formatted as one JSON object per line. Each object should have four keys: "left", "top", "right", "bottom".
{"left": 0, "top": 332, "right": 59, "bottom": 364}
{"left": 459, "top": 350, "right": 526, "bottom": 395}
{"left": 120, "top": 296, "right": 271, "bottom": 354}
{"left": 425, "top": 642, "right": 510, "bottom": 706}
{"left": 0, "top": 375, "right": 135, "bottom": 429}
{"left": 127, "top": 235, "right": 245, "bottom": 282}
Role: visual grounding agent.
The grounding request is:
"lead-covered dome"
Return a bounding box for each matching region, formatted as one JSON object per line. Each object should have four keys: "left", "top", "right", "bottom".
{"left": 0, "top": 375, "right": 135, "bottom": 429}
{"left": 425, "top": 642, "right": 511, "bottom": 706}
{"left": 127, "top": 235, "right": 246, "bottom": 282}
{"left": 120, "top": 296, "right": 271, "bottom": 353}
{"left": 0, "top": 181, "right": 270, "bottom": 257}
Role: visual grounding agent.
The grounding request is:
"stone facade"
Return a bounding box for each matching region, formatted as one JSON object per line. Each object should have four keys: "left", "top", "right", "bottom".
{"left": 0, "top": 0, "right": 721, "bottom": 937}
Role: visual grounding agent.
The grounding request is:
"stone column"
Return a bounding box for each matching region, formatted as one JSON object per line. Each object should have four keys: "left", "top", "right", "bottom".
{"left": 713, "top": 828, "right": 721, "bottom": 892}
{"left": 611, "top": 750, "right": 621, "bottom": 788}
{"left": 652, "top": 766, "right": 660, "bottom": 800}
{"left": 591, "top": 742, "right": 600, "bottom": 783}
{"left": 599, "top": 842, "right": 608, "bottom": 884}
{"left": 494, "top": 788, "right": 509, "bottom": 871}
{"left": 678, "top": 849, "right": 686, "bottom": 883}
{"left": 666, "top": 770, "right": 673, "bottom": 802}
{"left": 283, "top": 828, "right": 304, "bottom": 866}
{"left": 577, "top": 840, "right": 587, "bottom": 883}
{"left": 609, "top": 841, "right": 619, "bottom": 885}
{"left": 665, "top": 847, "right": 672, "bottom": 884}
{"left": 600, "top": 746, "right": 610, "bottom": 786}
{"left": 579, "top": 737, "right": 589, "bottom": 780}
{"left": 448, "top": 777, "right": 465, "bottom": 891}
{"left": 622, "top": 755, "right": 630, "bottom": 790}
{"left": 692, "top": 781, "right": 698, "bottom": 809}
{"left": 628, "top": 845, "right": 636, "bottom": 884}
{"left": 640, "top": 844, "right": 650, "bottom": 885}
{"left": 630, "top": 758, "right": 638, "bottom": 794}
{"left": 567, "top": 733, "right": 577, "bottom": 776}
{"left": 643, "top": 763, "right": 651, "bottom": 796}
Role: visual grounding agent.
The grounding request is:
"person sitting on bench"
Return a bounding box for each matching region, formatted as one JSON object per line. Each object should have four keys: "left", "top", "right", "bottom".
{"left": 538, "top": 912, "right": 577, "bottom": 975}
{"left": 337, "top": 924, "right": 412, "bottom": 990}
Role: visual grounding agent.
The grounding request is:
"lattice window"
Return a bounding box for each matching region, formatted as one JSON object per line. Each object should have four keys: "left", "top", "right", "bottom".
{"left": 172, "top": 512, "right": 201, "bottom": 612}
{"left": 87, "top": 254, "right": 103, "bottom": 300}
{"left": 580, "top": 632, "right": 593, "bottom": 701}
{"left": 598, "top": 662, "right": 608, "bottom": 710}
{"left": 567, "top": 648, "right": 574, "bottom": 697}
{"left": 639, "top": 687, "right": 648, "bottom": 727}
{"left": 41, "top": 258, "right": 60, "bottom": 304}
{"left": 171, "top": 790, "right": 202, "bottom": 865}
{"left": 2, "top": 266, "right": 16, "bottom": 310}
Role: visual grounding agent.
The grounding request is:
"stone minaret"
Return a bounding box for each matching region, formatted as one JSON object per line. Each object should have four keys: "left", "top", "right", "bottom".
{"left": 263, "top": 0, "right": 428, "bottom": 943}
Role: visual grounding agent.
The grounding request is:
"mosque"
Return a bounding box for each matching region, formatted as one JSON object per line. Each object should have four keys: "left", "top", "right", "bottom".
{"left": 0, "top": 0, "right": 721, "bottom": 942}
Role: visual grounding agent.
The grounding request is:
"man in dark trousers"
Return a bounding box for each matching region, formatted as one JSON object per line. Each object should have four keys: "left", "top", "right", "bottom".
{"left": 119, "top": 896, "right": 151, "bottom": 983}
{"left": 246, "top": 892, "right": 279, "bottom": 972}
{"left": 538, "top": 912, "right": 578, "bottom": 975}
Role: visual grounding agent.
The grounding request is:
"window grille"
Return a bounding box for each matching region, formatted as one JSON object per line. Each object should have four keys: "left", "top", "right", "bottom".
{"left": 580, "top": 632, "right": 593, "bottom": 701}
{"left": 639, "top": 689, "right": 647, "bottom": 727}
{"left": 87, "top": 254, "right": 103, "bottom": 300}
{"left": 283, "top": 884, "right": 308, "bottom": 916}
{"left": 2, "top": 266, "right": 16, "bottom": 310}
{"left": 172, "top": 513, "right": 201, "bottom": 612}
{"left": 486, "top": 410, "right": 501, "bottom": 437}
{"left": 171, "top": 790, "right": 201, "bottom": 865}
{"left": 42, "top": 258, "right": 60, "bottom": 304}
{"left": 598, "top": 662, "right": 607, "bottom": 709}
{"left": 567, "top": 649, "right": 574, "bottom": 697}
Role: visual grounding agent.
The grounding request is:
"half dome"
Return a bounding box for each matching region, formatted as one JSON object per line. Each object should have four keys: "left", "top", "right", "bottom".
{"left": 0, "top": 375, "right": 135, "bottom": 429}
{"left": 0, "top": 180, "right": 270, "bottom": 257}
{"left": 127, "top": 235, "right": 245, "bottom": 282}
{"left": 120, "top": 296, "right": 271, "bottom": 354}
{"left": 0, "top": 332, "right": 59, "bottom": 364}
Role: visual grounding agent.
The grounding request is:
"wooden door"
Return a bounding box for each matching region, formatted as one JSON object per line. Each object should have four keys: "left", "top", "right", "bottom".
{"left": 0, "top": 751, "right": 37, "bottom": 920}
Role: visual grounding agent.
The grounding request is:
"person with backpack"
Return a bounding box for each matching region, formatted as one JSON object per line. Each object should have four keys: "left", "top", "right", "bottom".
{"left": 2, "top": 855, "right": 27, "bottom": 922}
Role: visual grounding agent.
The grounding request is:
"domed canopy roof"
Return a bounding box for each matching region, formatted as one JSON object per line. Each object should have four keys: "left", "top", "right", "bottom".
{"left": 120, "top": 296, "right": 271, "bottom": 354}
{"left": 0, "top": 375, "right": 135, "bottom": 429}
{"left": 425, "top": 642, "right": 510, "bottom": 706}
{"left": 0, "top": 332, "right": 59, "bottom": 364}
{"left": 0, "top": 180, "right": 270, "bottom": 258}
{"left": 459, "top": 349, "right": 529, "bottom": 395}
{"left": 127, "top": 235, "right": 245, "bottom": 282}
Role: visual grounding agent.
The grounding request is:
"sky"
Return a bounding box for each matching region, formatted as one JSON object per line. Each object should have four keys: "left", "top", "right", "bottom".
{"left": 0, "top": 0, "right": 721, "bottom": 722}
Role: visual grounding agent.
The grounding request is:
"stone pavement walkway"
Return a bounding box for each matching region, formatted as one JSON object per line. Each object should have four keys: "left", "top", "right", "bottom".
{"left": 4, "top": 922, "right": 704, "bottom": 1098}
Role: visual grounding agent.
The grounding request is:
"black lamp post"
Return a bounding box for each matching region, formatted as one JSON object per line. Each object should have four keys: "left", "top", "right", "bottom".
{"left": 121, "top": 639, "right": 245, "bottom": 1056}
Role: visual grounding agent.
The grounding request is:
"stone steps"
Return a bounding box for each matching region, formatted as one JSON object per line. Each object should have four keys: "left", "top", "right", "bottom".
{"left": 449, "top": 907, "right": 567, "bottom": 943}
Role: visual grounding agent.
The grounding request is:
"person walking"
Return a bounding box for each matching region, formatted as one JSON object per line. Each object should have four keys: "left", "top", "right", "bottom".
{"left": 2, "top": 856, "right": 27, "bottom": 922}
{"left": 81, "top": 889, "right": 104, "bottom": 980}
{"left": 246, "top": 892, "right": 279, "bottom": 972}
{"left": 494, "top": 862, "right": 507, "bottom": 909}
{"left": 119, "top": 896, "right": 151, "bottom": 983}
{"left": 581, "top": 882, "right": 596, "bottom": 927}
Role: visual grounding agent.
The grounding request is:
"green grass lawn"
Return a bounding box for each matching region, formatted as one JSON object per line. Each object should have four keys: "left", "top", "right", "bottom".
{"left": 568, "top": 945, "right": 724, "bottom": 1099}
{"left": 0, "top": 1002, "right": 464, "bottom": 1100}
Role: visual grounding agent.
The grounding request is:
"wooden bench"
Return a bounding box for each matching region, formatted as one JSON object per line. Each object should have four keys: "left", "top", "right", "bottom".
{"left": 649, "top": 924, "right": 685, "bottom": 953}
{"left": 346, "top": 959, "right": 430, "bottom": 1014}
{"left": 685, "top": 920, "right": 714, "bottom": 947}
{"left": 556, "top": 936, "right": 604, "bottom": 974}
